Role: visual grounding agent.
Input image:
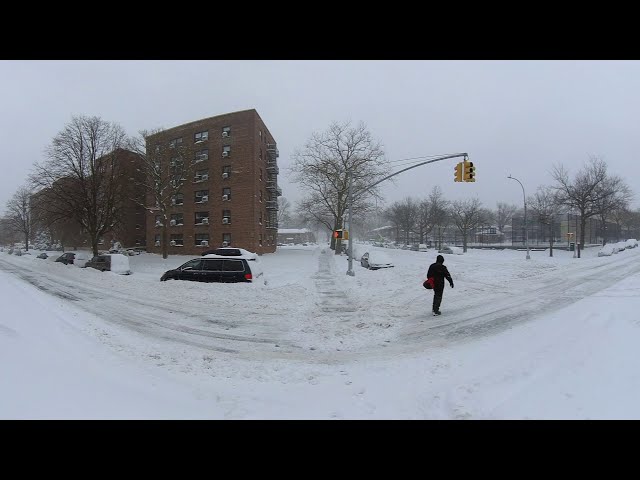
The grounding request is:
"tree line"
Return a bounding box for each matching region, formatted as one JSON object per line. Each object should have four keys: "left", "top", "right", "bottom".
{"left": 286, "top": 122, "right": 637, "bottom": 256}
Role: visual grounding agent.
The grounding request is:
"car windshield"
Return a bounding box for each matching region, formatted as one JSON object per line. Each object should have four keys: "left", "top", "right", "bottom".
{"left": 181, "top": 259, "right": 202, "bottom": 270}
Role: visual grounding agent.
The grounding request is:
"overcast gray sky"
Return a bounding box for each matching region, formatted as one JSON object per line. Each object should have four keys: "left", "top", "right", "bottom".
{"left": 1, "top": 60, "right": 639, "bottom": 216}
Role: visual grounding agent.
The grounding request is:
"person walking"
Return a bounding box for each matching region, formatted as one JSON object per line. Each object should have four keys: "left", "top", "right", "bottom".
{"left": 426, "top": 254, "right": 454, "bottom": 316}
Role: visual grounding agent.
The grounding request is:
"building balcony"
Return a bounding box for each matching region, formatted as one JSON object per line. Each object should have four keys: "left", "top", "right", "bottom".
{"left": 265, "top": 200, "right": 278, "bottom": 210}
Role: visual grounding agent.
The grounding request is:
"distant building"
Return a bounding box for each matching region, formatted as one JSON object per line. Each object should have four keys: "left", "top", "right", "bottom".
{"left": 277, "top": 228, "right": 315, "bottom": 244}
{"left": 145, "top": 109, "right": 281, "bottom": 255}
{"left": 30, "top": 148, "right": 145, "bottom": 250}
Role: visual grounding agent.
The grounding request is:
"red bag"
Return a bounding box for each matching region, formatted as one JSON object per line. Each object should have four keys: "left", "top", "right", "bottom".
{"left": 423, "top": 277, "right": 435, "bottom": 290}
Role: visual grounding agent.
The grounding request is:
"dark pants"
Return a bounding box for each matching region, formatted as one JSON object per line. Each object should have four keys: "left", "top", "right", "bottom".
{"left": 433, "top": 287, "right": 444, "bottom": 312}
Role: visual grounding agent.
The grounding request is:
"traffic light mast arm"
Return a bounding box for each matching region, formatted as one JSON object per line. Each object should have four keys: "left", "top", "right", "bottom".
{"left": 345, "top": 151, "right": 468, "bottom": 277}
{"left": 352, "top": 152, "right": 469, "bottom": 202}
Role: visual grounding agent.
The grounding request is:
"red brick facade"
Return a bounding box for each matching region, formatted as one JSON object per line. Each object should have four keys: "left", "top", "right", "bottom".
{"left": 145, "top": 109, "right": 280, "bottom": 256}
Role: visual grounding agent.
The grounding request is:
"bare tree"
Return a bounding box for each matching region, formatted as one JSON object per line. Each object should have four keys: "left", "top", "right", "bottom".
{"left": 30, "top": 116, "right": 127, "bottom": 257}
{"left": 495, "top": 202, "right": 518, "bottom": 237}
{"left": 623, "top": 209, "right": 640, "bottom": 239}
{"left": 5, "top": 186, "right": 32, "bottom": 250}
{"left": 415, "top": 198, "right": 435, "bottom": 245}
{"left": 552, "top": 157, "right": 628, "bottom": 256}
{"left": 290, "top": 121, "right": 387, "bottom": 254}
{"left": 0, "top": 217, "right": 20, "bottom": 245}
{"left": 450, "top": 198, "right": 485, "bottom": 252}
{"left": 127, "top": 129, "right": 199, "bottom": 259}
{"left": 384, "top": 197, "right": 419, "bottom": 245}
{"left": 593, "top": 175, "right": 633, "bottom": 245}
{"left": 528, "top": 186, "right": 560, "bottom": 257}
{"left": 428, "top": 186, "right": 449, "bottom": 249}
{"left": 277, "top": 197, "right": 292, "bottom": 227}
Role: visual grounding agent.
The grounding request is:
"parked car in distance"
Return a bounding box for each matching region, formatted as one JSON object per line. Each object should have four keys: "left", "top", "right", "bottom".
{"left": 598, "top": 244, "right": 615, "bottom": 257}
{"left": 438, "top": 245, "right": 464, "bottom": 255}
{"left": 360, "top": 251, "right": 394, "bottom": 270}
{"left": 161, "top": 253, "right": 264, "bottom": 283}
{"left": 626, "top": 239, "right": 638, "bottom": 249}
{"left": 36, "top": 252, "right": 48, "bottom": 259}
{"left": 86, "top": 253, "right": 132, "bottom": 274}
{"left": 55, "top": 251, "right": 89, "bottom": 267}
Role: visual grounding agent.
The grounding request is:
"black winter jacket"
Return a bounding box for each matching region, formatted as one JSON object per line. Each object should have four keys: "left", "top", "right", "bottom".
{"left": 427, "top": 262, "right": 453, "bottom": 290}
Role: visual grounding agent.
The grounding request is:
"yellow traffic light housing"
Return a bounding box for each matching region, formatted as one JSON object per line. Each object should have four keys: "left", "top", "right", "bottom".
{"left": 463, "top": 160, "right": 475, "bottom": 182}
{"left": 454, "top": 162, "right": 463, "bottom": 182}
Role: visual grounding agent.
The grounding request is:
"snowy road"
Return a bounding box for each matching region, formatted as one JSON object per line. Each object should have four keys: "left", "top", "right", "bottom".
{"left": 2, "top": 246, "right": 639, "bottom": 364}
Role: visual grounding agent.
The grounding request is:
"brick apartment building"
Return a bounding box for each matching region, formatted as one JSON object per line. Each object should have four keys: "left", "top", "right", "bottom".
{"left": 145, "top": 109, "right": 280, "bottom": 255}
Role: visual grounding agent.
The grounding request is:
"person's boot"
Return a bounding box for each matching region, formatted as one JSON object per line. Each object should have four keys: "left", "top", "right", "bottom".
{"left": 433, "top": 310, "right": 441, "bottom": 316}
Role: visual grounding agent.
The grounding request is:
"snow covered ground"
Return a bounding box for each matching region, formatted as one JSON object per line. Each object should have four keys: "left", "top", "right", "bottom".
{"left": 2, "top": 243, "right": 640, "bottom": 419}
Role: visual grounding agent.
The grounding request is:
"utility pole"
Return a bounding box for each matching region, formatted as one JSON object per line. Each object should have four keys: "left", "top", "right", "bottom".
{"left": 346, "top": 171, "right": 355, "bottom": 276}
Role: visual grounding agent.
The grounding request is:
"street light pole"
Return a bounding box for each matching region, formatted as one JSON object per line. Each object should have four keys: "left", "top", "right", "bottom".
{"left": 507, "top": 175, "right": 530, "bottom": 260}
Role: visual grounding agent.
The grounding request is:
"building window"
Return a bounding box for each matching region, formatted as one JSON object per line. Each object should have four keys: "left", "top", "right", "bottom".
{"left": 259, "top": 234, "right": 263, "bottom": 246}
{"left": 195, "top": 211, "right": 209, "bottom": 225}
{"left": 222, "top": 126, "right": 231, "bottom": 137}
{"left": 222, "top": 165, "right": 231, "bottom": 178}
{"left": 222, "top": 233, "right": 231, "bottom": 246}
{"left": 170, "top": 213, "right": 183, "bottom": 226}
{"left": 169, "top": 156, "right": 184, "bottom": 168}
{"left": 155, "top": 145, "right": 161, "bottom": 153}
{"left": 155, "top": 215, "right": 163, "bottom": 226}
{"left": 259, "top": 149, "right": 262, "bottom": 161}
{"left": 195, "top": 149, "right": 208, "bottom": 162}
{"left": 195, "top": 233, "right": 210, "bottom": 246}
{"left": 259, "top": 190, "right": 263, "bottom": 202}
{"left": 135, "top": 224, "right": 141, "bottom": 230}
{"left": 259, "top": 212, "right": 263, "bottom": 225}
{"left": 222, "top": 187, "right": 231, "bottom": 201}
{"left": 259, "top": 130, "right": 262, "bottom": 138}
{"left": 154, "top": 234, "right": 161, "bottom": 245}
{"left": 170, "top": 234, "right": 184, "bottom": 246}
{"left": 195, "top": 190, "right": 209, "bottom": 203}
{"left": 194, "top": 131, "right": 208, "bottom": 143}
{"left": 169, "top": 137, "right": 183, "bottom": 148}
{"left": 259, "top": 168, "right": 263, "bottom": 181}
{"left": 222, "top": 145, "right": 231, "bottom": 157}
{"left": 223, "top": 209, "right": 231, "bottom": 224}
{"left": 171, "top": 193, "right": 184, "bottom": 206}
{"left": 194, "top": 168, "right": 209, "bottom": 182}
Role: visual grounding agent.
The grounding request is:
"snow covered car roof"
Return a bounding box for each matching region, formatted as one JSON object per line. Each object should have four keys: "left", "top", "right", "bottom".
{"left": 201, "top": 247, "right": 258, "bottom": 260}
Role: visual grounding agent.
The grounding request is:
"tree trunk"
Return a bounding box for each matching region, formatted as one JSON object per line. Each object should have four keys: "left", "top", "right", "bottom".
{"left": 162, "top": 224, "right": 168, "bottom": 259}
{"left": 580, "top": 216, "right": 587, "bottom": 258}
{"left": 462, "top": 233, "right": 468, "bottom": 252}
{"left": 549, "top": 223, "right": 554, "bottom": 257}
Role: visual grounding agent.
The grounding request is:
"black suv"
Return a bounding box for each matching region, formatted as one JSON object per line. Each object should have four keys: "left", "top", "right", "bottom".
{"left": 160, "top": 256, "right": 263, "bottom": 283}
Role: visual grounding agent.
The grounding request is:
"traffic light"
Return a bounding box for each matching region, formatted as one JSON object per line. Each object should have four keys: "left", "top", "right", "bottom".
{"left": 463, "top": 160, "right": 475, "bottom": 182}
{"left": 454, "top": 162, "right": 463, "bottom": 182}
